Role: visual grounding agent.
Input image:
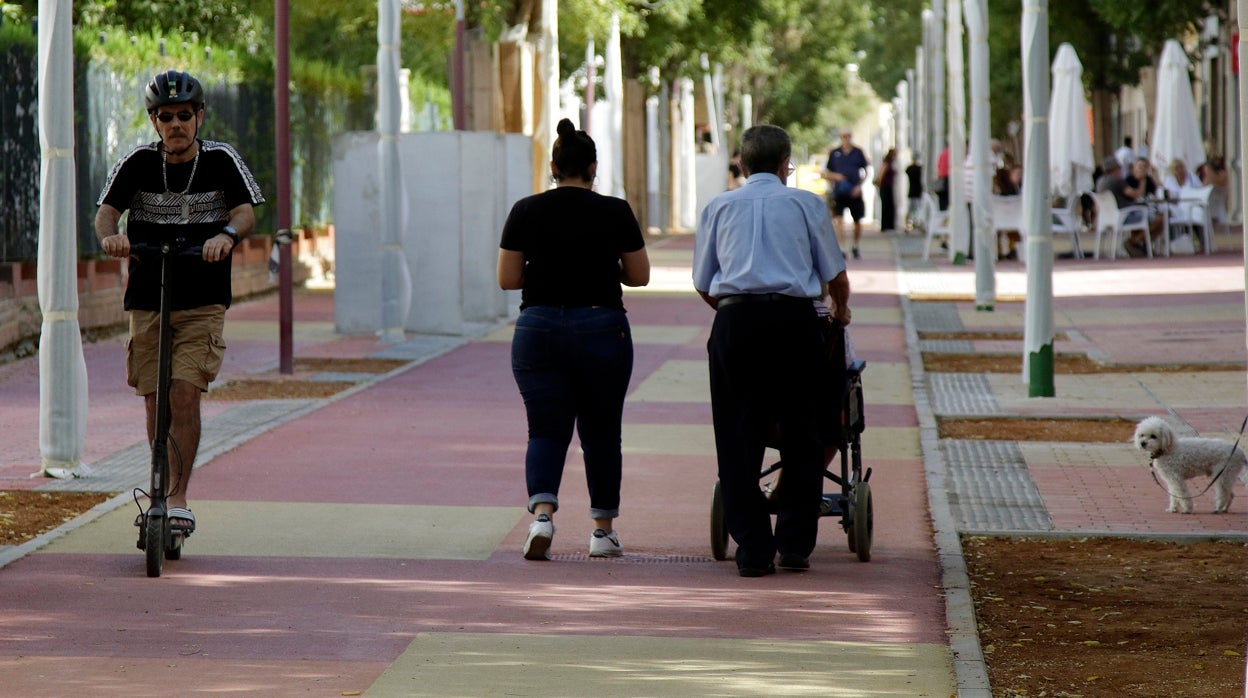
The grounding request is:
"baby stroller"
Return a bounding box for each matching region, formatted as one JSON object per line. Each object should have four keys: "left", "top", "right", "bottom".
{"left": 709, "top": 315, "right": 872, "bottom": 562}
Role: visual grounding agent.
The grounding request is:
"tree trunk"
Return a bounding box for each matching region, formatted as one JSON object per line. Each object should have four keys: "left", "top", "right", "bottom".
{"left": 1089, "top": 88, "right": 1115, "bottom": 161}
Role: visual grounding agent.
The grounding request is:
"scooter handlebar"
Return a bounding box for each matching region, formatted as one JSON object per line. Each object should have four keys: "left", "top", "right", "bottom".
{"left": 127, "top": 240, "right": 208, "bottom": 259}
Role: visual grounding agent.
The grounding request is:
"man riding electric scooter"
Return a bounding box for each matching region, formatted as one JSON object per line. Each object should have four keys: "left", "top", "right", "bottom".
{"left": 95, "top": 69, "right": 265, "bottom": 540}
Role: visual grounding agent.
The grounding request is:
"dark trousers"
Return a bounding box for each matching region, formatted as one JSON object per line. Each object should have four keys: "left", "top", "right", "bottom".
{"left": 880, "top": 186, "right": 896, "bottom": 231}
{"left": 511, "top": 306, "right": 633, "bottom": 519}
{"left": 708, "top": 299, "right": 826, "bottom": 569}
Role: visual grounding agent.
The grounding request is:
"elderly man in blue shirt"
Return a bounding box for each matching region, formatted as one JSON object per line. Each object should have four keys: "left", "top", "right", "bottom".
{"left": 693, "top": 124, "right": 852, "bottom": 577}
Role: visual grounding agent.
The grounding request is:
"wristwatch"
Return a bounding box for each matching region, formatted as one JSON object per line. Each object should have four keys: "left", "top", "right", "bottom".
{"left": 221, "top": 225, "right": 239, "bottom": 246}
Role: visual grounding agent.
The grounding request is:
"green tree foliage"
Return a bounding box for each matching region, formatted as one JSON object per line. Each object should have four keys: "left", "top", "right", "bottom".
{"left": 855, "top": 0, "right": 923, "bottom": 103}
{"left": 856, "top": 0, "right": 1217, "bottom": 143}
{"left": 478, "top": 0, "right": 867, "bottom": 151}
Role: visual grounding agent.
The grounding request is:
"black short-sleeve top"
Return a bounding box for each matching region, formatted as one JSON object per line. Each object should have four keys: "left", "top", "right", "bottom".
{"left": 499, "top": 187, "right": 644, "bottom": 311}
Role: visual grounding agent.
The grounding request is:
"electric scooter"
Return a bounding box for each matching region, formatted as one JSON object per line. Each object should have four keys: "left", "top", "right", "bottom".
{"left": 130, "top": 238, "right": 207, "bottom": 577}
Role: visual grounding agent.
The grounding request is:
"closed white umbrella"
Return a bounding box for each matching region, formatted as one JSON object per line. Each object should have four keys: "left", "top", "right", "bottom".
{"left": 1151, "top": 39, "right": 1205, "bottom": 175}
{"left": 1048, "top": 43, "right": 1094, "bottom": 199}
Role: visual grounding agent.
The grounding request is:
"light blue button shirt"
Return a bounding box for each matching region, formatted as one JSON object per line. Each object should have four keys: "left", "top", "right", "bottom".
{"left": 693, "top": 173, "right": 846, "bottom": 298}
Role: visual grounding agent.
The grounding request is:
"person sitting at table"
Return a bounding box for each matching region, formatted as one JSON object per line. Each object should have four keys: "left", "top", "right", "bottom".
{"left": 1124, "top": 157, "right": 1158, "bottom": 202}
{"left": 1096, "top": 157, "right": 1162, "bottom": 257}
{"left": 1161, "top": 158, "right": 1201, "bottom": 200}
{"left": 1198, "top": 156, "right": 1230, "bottom": 228}
{"left": 993, "top": 167, "right": 1018, "bottom": 196}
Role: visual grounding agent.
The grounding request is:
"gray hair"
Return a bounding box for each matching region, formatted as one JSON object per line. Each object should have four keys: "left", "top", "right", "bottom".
{"left": 739, "top": 124, "right": 790, "bottom": 177}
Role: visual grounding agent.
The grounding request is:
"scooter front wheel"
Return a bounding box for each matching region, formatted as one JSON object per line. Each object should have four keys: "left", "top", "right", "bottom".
{"left": 145, "top": 515, "right": 164, "bottom": 577}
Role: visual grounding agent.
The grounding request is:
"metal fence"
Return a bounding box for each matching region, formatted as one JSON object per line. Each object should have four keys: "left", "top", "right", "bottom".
{"left": 1, "top": 47, "right": 370, "bottom": 263}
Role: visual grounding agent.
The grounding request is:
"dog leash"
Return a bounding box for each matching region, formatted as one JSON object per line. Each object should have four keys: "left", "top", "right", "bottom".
{"left": 1147, "top": 414, "right": 1248, "bottom": 501}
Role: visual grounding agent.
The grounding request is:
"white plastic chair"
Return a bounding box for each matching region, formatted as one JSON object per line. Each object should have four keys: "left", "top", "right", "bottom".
{"left": 1169, "top": 184, "right": 1214, "bottom": 255}
{"left": 990, "top": 195, "right": 1024, "bottom": 262}
{"left": 920, "top": 192, "right": 949, "bottom": 261}
{"left": 1090, "top": 191, "right": 1151, "bottom": 260}
{"left": 1051, "top": 195, "right": 1085, "bottom": 258}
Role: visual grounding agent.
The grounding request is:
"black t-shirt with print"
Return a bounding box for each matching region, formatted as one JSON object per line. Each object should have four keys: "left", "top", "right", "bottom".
{"left": 97, "top": 139, "right": 265, "bottom": 311}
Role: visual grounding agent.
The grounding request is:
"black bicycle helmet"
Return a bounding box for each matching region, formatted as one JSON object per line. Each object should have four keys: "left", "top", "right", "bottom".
{"left": 144, "top": 70, "right": 205, "bottom": 113}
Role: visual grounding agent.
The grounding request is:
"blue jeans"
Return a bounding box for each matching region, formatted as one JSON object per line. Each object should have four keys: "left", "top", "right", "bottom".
{"left": 511, "top": 306, "right": 633, "bottom": 519}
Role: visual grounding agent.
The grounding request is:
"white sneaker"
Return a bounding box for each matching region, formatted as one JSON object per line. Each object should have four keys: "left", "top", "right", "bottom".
{"left": 589, "top": 528, "right": 623, "bottom": 558}
{"left": 523, "top": 514, "right": 554, "bottom": 560}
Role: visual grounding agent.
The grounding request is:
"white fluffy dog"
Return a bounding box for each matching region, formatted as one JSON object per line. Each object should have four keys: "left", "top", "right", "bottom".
{"left": 1133, "top": 416, "right": 1248, "bottom": 514}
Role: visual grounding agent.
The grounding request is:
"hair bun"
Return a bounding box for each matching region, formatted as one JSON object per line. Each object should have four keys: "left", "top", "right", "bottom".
{"left": 556, "top": 119, "right": 577, "bottom": 138}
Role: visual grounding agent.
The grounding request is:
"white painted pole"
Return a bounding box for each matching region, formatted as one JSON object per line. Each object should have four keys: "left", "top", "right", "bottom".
{"left": 1238, "top": 1, "right": 1248, "bottom": 412}
{"left": 1022, "top": 0, "right": 1054, "bottom": 396}
{"left": 965, "top": 0, "right": 996, "bottom": 308}
{"left": 946, "top": 0, "right": 968, "bottom": 263}
{"left": 36, "top": 0, "right": 89, "bottom": 479}
{"left": 378, "top": 0, "right": 410, "bottom": 343}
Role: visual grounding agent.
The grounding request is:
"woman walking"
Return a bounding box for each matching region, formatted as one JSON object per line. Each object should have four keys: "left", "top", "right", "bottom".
{"left": 875, "top": 148, "right": 898, "bottom": 233}
{"left": 498, "top": 118, "right": 651, "bottom": 560}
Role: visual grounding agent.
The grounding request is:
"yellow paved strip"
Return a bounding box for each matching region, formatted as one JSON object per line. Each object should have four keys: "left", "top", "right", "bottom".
{"left": 630, "top": 359, "right": 710, "bottom": 403}
{"left": 369, "top": 632, "right": 955, "bottom": 697}
{"left": 860, "top": 427, "right": 921, "bottom": 460}
{"left": 623, "top": 424, "right": 715, "bottom": 456}
{"left": 42, "top": 502, "right": 519, "bottom": 559}
{"left": 224, "top": 320, "right": 339, "bottom": 342}
{"left": 860, "top": 361, "right": 913, "bottom": 405}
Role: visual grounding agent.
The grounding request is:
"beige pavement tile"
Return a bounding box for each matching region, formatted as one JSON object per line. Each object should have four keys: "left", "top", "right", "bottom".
{"left": 1062, "top": 304, "right": 1244, "bottom": 327}
{"left": 479, "top": 325, "right": 515, "bottom": 342}
{"left": 224, "top": 320, "right": 339, "bottom": 342}
{"left": 42, "top": 502, "right": 519, "bottom": 560}
{"left": 862, "top": 362, "right": 914, "bottom": 406}
{"left": 861, "top": 427, "right": 921, "bottom": 460}
{"left": 370, "top": 632, "right": 955, "bottom": 697}
{"left": 1019, "top": 442, "right": 1140, "bottom": 468}
{"left": 630, "top": 359, "right": 710, "bottom": 403}
{"left": 623, "top": 424, "right": 714, "bottom": 457}
{"left": 1134, "top": 372, "right": 1248, "bottom": 410}
{"left": 988, "top": 373, "right": 1159, "bottom": 411}
{"left": 632, "top": 325, "right": 701, "bottom": 345}
{"left": 622, "top": 425, "right": 918, "bottom": 460}
{"left": 852, "top": 306, "right": 903, "bottom": 325}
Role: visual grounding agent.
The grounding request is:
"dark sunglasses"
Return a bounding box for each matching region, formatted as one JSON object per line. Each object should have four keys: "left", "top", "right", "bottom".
{"left": 155, "top": 111, "right": 196, "bottom": 123}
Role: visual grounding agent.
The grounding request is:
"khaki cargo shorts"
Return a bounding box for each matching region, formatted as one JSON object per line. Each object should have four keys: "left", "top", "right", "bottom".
{"left": 126, "top": 305, "right": 226, "bottom": 395}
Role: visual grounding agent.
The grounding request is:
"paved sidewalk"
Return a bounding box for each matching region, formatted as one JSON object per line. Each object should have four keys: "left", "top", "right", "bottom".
{"left": 0, "top": 228, "right": 1245, "bottom": 696}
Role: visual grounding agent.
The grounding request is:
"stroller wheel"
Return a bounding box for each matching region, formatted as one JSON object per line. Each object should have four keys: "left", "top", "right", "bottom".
{"left": 710, "top": 480, "right": 729, "bottom": 561}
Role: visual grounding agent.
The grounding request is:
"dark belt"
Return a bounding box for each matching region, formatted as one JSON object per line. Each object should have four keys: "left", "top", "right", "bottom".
{"left": 716, "top": 293, "right": 809, "bottom": 309}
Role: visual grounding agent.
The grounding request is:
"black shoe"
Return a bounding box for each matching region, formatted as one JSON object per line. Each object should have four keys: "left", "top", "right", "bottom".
{"left": 851, "top": 246, "right": 861, "bottom": 260}
{"left": 777, "top": 553, "right": 810, "bottom": 571}
{"left": 738, "top": 563, "right": 776, "bottom": 578}
{"left": 1123, "top": 240, "right": 1146, "bottom": 258}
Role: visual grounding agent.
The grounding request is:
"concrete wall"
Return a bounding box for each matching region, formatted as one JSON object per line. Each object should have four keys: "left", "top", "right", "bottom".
{"left": 333, "top": 132, "right": 531, "bottom": 336}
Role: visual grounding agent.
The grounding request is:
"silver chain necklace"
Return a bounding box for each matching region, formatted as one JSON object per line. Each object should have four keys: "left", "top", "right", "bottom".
{"left": 161, "top": 144, "right": 200, "bottom": 221}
